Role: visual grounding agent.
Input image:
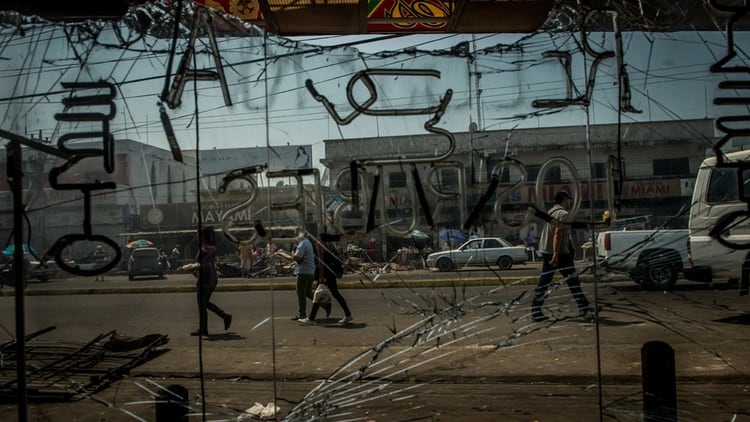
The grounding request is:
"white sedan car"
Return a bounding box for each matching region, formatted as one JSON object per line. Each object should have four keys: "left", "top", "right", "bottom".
{"left": 426, "top": 237, "right": 528, "bottom": 271}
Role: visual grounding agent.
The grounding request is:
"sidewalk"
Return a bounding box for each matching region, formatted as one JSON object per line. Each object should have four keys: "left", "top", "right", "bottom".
{"left": 5, "top": 261, "right": 572, "bottom": 296}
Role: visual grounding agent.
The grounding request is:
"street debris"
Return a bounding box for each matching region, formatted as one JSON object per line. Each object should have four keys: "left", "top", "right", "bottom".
{"left": 0, "top": 326, "right": 168, "bottom": 402}
{"left": 237, "top": 402, "right": 281, "bottom": 420}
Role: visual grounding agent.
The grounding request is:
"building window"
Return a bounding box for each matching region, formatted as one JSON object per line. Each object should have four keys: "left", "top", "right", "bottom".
{"left": 389, "top": 171, "right": 407, "bottom": 188}
{"left": 491, "top": 165, "right": 512, "bottom": 183}
{"left": 526, "top": 165, "right": 539, "bottom": 182}
{"left": 429, "top": 166, "right": 460, "bottom": 192}
{"left": 543, "top": 165, "right": 561, "bottom": 182}
{"left": 337, "top": 174, "right": 352, "bottom": 192}
{"left": 439, "top": 168, "right": 458, "bottom": 188}
{"left": 486, "top": 156, "right": 499, "bottom": 182}
{"left": 182, "top": 172, "right": 187, "bottom": 202}
{"left": 592, "top": 162, "right": 607, "bottom": 180}
{"left": 167, "top": 166, "right": 173, "bottom": 203}
{"left": 150, "top": 163, "right": 158, "bottom": 197}
{"left": 527, "top": 164, "right": 561, "bottom": 182}
{"left": 486, "top": 156, "right": 511, "bottom": 183}
{"left": 338, "top": 171, "right": 377, "bottom": 192}
{"left": 653, "top": 157, "right": 689, "bottom": 177}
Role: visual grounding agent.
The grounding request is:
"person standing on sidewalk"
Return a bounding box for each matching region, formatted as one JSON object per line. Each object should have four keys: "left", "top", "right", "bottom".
{"left": 191, "top": 226, "right": 232, "bottom": 336}
{"left": 531, "top": 190, "right": 592, "bottom": 322}
{"left": 170, "top": 244, "right": 180, "bottom": 270}
{"left": 238, "top": 242, "right": 253, "bottom": 278}
{"left": 300, "top": 239, "right": 352, "bottom": 325}
{"left": 291, "top": 232, "right": 316, "bottom": 320}
{"left": 93, "top": 245, "right": 109, "bottom": 282}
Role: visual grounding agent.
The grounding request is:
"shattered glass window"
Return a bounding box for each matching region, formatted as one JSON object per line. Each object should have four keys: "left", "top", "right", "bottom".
{"left": 0, "top": 2, "right": 749, "bottom": 422}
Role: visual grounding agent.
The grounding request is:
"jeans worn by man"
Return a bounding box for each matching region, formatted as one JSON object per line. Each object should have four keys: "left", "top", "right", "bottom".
{"left": 291, "top": 234, "right": 317, "bottom": 320}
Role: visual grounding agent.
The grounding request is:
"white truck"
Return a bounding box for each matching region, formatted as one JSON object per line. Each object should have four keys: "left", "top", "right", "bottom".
{"left": 684, "top": 148, "right": 750, "bottom": 290}
{"left": 596, "top": 229, "right": 688, "bottom": 290}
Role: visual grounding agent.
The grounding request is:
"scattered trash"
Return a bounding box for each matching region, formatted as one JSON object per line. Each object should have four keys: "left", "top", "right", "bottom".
{"left": 0, "top": 327, "right": 168, "bottom": 402}
{"left": 180, "top": 263, "right": 200, "bottom": 272}
{"left": 236, "top": 402, "right": 280, "bottom": 420}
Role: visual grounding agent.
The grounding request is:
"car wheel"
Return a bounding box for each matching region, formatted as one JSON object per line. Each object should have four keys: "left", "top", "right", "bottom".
{"left": 497, "top": 256, "right": 513, "bottom": 270}
{"left": 641, "top": 262, "right": 678, "bottom": 291}
{"left": 437, "top": 258, "right": 453, "bottom": 272}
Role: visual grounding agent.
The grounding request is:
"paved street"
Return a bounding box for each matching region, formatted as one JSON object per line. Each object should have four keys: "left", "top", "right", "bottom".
{"left": 1, "top": 264, "right": 750, "bottom": 421}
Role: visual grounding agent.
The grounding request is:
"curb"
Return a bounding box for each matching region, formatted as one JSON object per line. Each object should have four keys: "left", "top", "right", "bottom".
{"left": 0, "top": 278, "right": 536, "bottom": 297}
{"left": 2, "top": 275, "right": 546, "bottom": 296}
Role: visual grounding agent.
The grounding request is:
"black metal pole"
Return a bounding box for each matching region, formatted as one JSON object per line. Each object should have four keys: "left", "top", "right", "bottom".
{"left": 155, "top": 384, "right": 189, "bottom": 422}
{"left": 642, "top": 340, "right": 677, "bottom": 422}
{"left": 8, "top": 141, "right": 27, "bottom": 421}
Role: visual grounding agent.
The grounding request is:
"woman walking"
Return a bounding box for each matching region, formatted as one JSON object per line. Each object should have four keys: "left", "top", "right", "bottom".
{"left": 300, "top": 239, "right": 353, "bottom": 325}
{"left": 191, "top": 226, "right": 232, "bottom": 336}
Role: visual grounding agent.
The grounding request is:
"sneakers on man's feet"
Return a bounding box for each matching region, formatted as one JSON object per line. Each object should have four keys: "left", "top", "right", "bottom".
{"left": 298, "top": 317, "right": 315, "bottom": 325}
{"left": 338, "top": 315, "right": 353, "bottom": 324}
{"left": 224, "top": 314, "right": 233, "bottom": 331}
{"left": 323, "top": 303, "right": 332, "bottom": 317}
{"left": 291, "top": 315, "right": 305, "bottom": 321}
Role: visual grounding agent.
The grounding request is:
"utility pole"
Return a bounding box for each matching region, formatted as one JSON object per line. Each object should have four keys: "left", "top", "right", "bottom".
{"left": 467, "top": 36, "right": 483, "bottom": 186}
{"left": 473, "top": 35, "right": 483, "bottom": 132}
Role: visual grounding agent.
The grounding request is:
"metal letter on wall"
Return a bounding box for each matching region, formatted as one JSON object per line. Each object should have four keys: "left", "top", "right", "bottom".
{"left": 266, "top": 168, "right": 323, "bottom": 243}
{"left": 706, "top": 0, "right": 750, "bottom": 252}
{"left": 46, "top": 81, "right": 122, "bottom": 275}
{"left": 165, "top": 8, "right": 232, "bottom": 109}
{"left": 218, "top": 165, "right": 267, "bottom": 245}
{"left": 426, "top": 162, "right": 466, "bottom": 233}
{"left": 532, "top": 9, "right": 639, "bottom": 113}
{"left": 491, "top": 159, "right": 528, "bottom": 231}
{"left": 307, "top": 68, "right": 457, "bottom": 237}
{"left": 331, "top": 165, "right": 373, "bottom": 236}
{"left": 465, "top": 155, "right": 609, "bottom": 233}
{"left": 709, "top": 0, "right": 750, "bottom": 164}
{"left": 376, "top": 164, "right": 419, "bottom": 238}
{"left": 533, "top": 157, "right": 582, "bottom": 215}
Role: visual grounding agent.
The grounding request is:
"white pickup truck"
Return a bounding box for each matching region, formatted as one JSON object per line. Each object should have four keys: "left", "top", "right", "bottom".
{"left": 684, "top": 148, "right": 750, "bottom": 289}
{"left": 596, "top": 229, "right": 688, "bottom": 290}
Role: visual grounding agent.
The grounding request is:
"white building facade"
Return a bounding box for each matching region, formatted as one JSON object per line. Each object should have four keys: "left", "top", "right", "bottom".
{"left": 322, "top": 119, "right": 714, "bottom": 244}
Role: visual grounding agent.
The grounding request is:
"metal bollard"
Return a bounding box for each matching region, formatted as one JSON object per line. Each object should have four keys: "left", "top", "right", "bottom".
{"left": 641, "top": 341, "right": 677, "bottom": 422}
{"left": 155, "top": 384, "right": 189, "bottom": 422}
